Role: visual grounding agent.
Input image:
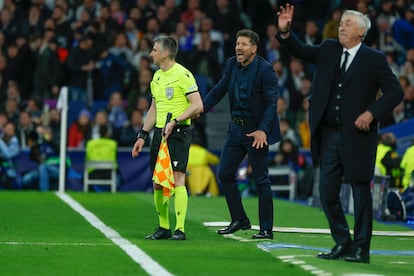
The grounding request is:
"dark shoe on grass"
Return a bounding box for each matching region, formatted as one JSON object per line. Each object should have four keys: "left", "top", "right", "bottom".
{"left": 170, "top": 230, "right": 186, "bottom": 240}
{"left": 145, "top": 227, "right": 172, "bottom": 240}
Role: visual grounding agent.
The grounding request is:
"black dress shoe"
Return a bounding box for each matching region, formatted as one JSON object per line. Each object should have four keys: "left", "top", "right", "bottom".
{"left": 145, "top": 227, "right": 172, "bottom": 240}
{"left": 252, "top": 230, "right": 273, "bottom": 239}
{"left": 344, "top": 247, "right": 370, "bottom": 263}
{"left": 217, "top": 219, "right": 251, "bottom": 235}
{"left": 317, "top": 244, "right": 351, "bottom": 260}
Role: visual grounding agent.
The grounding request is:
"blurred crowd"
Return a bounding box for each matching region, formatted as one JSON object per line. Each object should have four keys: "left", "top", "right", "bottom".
{"left": 1, "top": 0, "right": 414, "bottom": 190}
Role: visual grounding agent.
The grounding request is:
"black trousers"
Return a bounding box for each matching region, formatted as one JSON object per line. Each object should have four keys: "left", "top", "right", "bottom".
{"left": 319, "top": 127, "right": 372, "bottom": 252}
{"left": 218, "top": 122, "right": 273, "bottom": 231}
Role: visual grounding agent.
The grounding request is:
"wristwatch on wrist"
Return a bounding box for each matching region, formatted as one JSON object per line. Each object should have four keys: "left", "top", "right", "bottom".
{"left": 173, "top": 118, "right": 180, "bottom": 125}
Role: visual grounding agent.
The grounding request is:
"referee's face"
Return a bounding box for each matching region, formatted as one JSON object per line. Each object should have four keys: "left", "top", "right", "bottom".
{"left": 150, "top": 42, "right": 167, "bottom": 66}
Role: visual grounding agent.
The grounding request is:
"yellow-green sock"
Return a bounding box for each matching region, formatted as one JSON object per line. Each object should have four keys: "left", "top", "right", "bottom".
{"left": 154, "top": 189, "right": 169, "bottom": 229}
{"left": 174, "top": 186, "right": 188, "bottom": 232}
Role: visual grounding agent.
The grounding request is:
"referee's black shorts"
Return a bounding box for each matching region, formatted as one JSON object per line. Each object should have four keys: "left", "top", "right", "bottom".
{"left": 150, "top": 125, "right": 192, "bottom": 173}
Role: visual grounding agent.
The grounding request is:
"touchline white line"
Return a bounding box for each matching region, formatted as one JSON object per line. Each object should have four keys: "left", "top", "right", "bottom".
{"left": 56, "top": 192, "right": 174, "bottom": 276}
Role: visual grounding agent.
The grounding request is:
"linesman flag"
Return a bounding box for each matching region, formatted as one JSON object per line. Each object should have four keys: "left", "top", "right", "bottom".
{"left": 152, "top": 113, "right": 175, "bottom": 204}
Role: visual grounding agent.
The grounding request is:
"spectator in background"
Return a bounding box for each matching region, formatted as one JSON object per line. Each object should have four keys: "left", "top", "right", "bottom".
{"left": 131, "top": 36, "right": 153, "bottom": 70}
{"left": 145, "top": 17, "right": 161, "bottom": 41}
{"left": 209, "top": 0, "right": 245, "bottom": 60}
{"left": 0, "top": 121, "right": 20, "bottom": 189}
{"left": 17, "top": 110, "right": 37, "bottom": 149}
{"left": 107, "top": 91, "right": 128, "bottom": 130}
{"left": 126, "top": 67, "right": 153, "bottom": 114}
{"left": 375, "top": 132, "right": 403, "bottom": 188}
{"left": 188, "top": 27, "right": 221, "bottom": 88}
{"left": 296, "top": 97, "right": 311, "bottom": 150}
{"left": 46, "top": 107, "right": 61, "bottom": 146}
{"left": 109, "top": 0, "right": 126, "bottom": 28}
{"left": 0, "top": 8, "right": 20, "bottom": 43}
{"left": 0, "top": 112, "right": 8, "bottom": 129}
{"left": 21, "top": 128, "right": 63, "bottom": 191}
{"left": 65, "top": 35, "right": 94, "bottom": 103}
{"left": 3, "top": 98, "right": 19, "bottom": 125}
{"left": 186, "top": 142, "right": 220, "bottom": 197}
{"left": 285, "top": 58, "right": 308, "bottom": 122}
{"left": 118, "top": 108, "right": 149, "bottom": 147}
{"left": 109, "top": 32, "right": 134, "bottom": 64}
{"left": 322, "top": 7, "right": 342, "bottom": 40}
{"left": 0, "top": 55, "right": 9, "bottom": 95}
{"left": 135, "top": 0, "right": 157, "bottom": 24}
{"left": 20, "top": 4, "right": 44, "bottom": 37}
{"left": 91, "top": 109, "right": 115, "bottom": 139}
{"left": 173, "top": 21, "right": 193, "bottom": 65}
{"left": 301, "top": 19, "right": 322, "bottom": 46}
{"left": 263, "top": 23, "right": 284, "bottom": 65}
{"left": 25, "top": 97, "right": 43, "bottom": 124}
{"left": 4, "top": 42, "right": 20, "bottom": 87}
{"left": 392, "top": 4, "right": 414, "bottom": 50}
{"left": 124, "top": 18, "right": 144, "bottom": 53}
{"left": 156, "top": 5, "right": 176, "bottom": 35}
{"left": 33, "top": 36, "right": 64, "bottom": 99}
{"left": 95, "top": 4, "right": 121, "bottom": 46}
{"left": 75, "top": 0, "right": 101, "bottom": 21}
{"left": 68, "top": 108, "right": 92, "bottom": 148}
{"left": 51, "top": 4, "right": 73, "bottom": 49}
{"left": 401, "top": 75, "right": 414, "bottom": 121}
{"left": 164, "top": 0, "right": 182, "bottom": 23}
{"left": 272, "top": 60, "right": 288, "bottom": 98}
{"left": 95, "top": 45, "right": 132, "bottom": 100}
{"left": 192, "top": 17, "right": 224, "bottom": 64}
{"left": 15, "top": 34, "right": 42, "bottom": 100}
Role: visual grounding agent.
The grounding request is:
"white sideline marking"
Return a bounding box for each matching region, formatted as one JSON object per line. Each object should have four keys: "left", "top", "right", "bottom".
{"left": 56, "top": 192, "right": 173, "bottom": 276}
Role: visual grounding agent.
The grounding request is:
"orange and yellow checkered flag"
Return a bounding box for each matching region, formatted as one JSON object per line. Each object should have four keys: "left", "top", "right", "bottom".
{"left": 152, "top": 137, "right": 175, "bottom": 204}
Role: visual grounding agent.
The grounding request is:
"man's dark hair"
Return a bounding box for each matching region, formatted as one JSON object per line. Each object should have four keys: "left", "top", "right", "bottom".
{"left": 154, "top": 36, "right": 178, "bottom": 59}
{"left": 236, "top": 29, "right": 260, "bottom": 47}
{"left": 99, "top": 125, "right": 109, "bottom": 138}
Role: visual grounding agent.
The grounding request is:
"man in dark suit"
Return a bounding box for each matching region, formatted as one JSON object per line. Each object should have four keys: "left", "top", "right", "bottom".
{"left": 203, "top": 29, "right": 281, "bottom": 239}
{"left": 276, "top": 4, "right": 403, "bottom": 263}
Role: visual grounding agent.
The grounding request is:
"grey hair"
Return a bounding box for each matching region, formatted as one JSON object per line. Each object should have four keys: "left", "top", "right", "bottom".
{"left": 342, "top": 10, "right": 371, "bottom": 40}
{"left": 153, "top": 35, "right": 178, "bottom": 59}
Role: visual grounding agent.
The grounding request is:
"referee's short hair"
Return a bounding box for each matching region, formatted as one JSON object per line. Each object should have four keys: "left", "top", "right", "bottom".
{"left": 236, "top": 29, "right": 260, "bottom": 47}
{"left": 154, "top": 35, "right": 178, "bottom": 60}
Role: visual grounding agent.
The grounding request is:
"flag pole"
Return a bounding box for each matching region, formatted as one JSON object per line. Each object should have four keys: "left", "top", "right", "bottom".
{"left": 57, "top": 87, "right": 68, "bottom": 193}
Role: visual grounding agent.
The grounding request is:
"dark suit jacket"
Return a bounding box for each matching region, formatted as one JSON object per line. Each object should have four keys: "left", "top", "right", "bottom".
{"left": 276, "top": 32, "right": 403, "bottom": 182}
{"left": 203, "top": 56, "right": 281, "bottom": 145}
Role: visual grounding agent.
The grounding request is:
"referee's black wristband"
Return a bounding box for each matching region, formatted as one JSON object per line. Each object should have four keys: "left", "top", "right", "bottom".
{"left": 137, "top": 130, "right": 149, "bottom": 141}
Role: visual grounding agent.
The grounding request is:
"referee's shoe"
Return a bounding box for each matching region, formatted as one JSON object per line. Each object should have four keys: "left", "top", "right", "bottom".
{"left": 145, "top": 227, "right": 172, "bottom": 240}
{"left": 170, "top": 229, "right": 186, "bottom": 240}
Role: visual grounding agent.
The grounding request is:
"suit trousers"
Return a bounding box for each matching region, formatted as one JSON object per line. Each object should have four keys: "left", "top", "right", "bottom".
{"left": 218, "top": 122, "right": 273, "bottom": 231}
{"left": 319, "top": 127, "right": 372, "bottom": 252}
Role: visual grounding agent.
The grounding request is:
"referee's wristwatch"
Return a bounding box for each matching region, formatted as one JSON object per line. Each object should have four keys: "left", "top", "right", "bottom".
{"left": 173, "top": 118, "right": 180, "bottom": 125}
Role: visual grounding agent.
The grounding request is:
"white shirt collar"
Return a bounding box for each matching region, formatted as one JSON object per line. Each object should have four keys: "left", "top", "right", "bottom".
{"left": 343, "top": 42, "right": 362, "bottom": 57}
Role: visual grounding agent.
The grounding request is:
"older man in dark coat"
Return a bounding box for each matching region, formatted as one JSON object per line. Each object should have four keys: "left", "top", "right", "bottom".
{"left": 277, "top": 4, "right": 403, "bottom": 263}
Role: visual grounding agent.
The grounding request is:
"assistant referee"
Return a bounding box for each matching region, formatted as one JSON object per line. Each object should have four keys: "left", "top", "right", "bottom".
{"left": 131, "top": 36, "right": 203, "bottom": 241}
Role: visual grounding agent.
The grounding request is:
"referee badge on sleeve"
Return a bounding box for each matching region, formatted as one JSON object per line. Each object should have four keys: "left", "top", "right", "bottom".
{"left": 165, "top": 87, "right": 174, "bottom": 100}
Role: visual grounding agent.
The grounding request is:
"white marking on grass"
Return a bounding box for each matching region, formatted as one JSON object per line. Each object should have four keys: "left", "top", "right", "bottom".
{"left": 56, "top": 192, "right": 174, "bottom": 276}
{"left": 277, "top": 255, "right": 332, "bottom": 276}
{"left": 0, "top": 241, "right": 113, "bottom": 246}
{"left": 203, "top": 222, "right": 414, "bottom": 236}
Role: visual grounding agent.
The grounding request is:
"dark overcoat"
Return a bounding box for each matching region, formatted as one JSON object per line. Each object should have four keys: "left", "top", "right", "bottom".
{"left": 277, "top": 33, "right": 403, "bottom": 182}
